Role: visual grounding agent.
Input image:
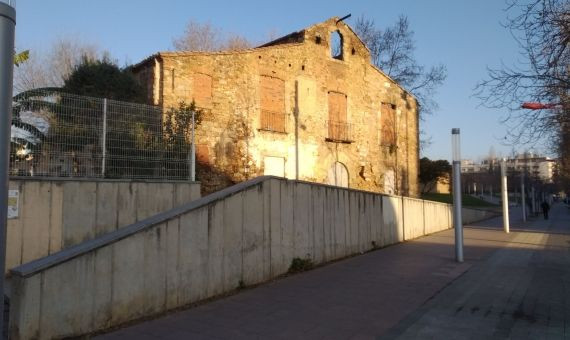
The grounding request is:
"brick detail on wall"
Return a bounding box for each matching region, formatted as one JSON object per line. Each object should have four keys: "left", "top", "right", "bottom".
{"left": 328, "top": 91, "right": 348, "bottom": 141}
{"left": 196, "top": 144, "right": 209, "bottom": 164}
{"left": 259, "top": 75, "right": 286, "bottom": 132}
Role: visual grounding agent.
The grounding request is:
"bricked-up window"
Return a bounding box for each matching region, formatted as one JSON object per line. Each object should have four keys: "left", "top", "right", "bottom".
{"left": 330, "top": 31, "right": 343, "bottom": 60}
{"left": 259, "top": 75, "right": 286, "bottom": 133}
{"left": 193, "top": 73, "right": 212, "bottom": 108}
{"left": 381, "top": 103, "right": 397, "bottom": 145}
{"left": 196, "top": 144, "right": 209, "bottom": 164}
{"left": 327, "top": 92, "right": 350, "bottom": 142}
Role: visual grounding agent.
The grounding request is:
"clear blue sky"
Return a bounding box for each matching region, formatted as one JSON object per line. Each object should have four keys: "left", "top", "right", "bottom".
{"left": 13, "top": 0, "right": 532, "bottom": 161}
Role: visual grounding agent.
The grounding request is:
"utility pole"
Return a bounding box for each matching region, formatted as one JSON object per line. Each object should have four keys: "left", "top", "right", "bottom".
{"left": 0, "top": 1, "right": 15, "bottom": 336}
{"left": 501, "top": 159, "right": 510, "bottom": 233}
{"left": 451, "top": 129, "right": 463, "bottom": 262}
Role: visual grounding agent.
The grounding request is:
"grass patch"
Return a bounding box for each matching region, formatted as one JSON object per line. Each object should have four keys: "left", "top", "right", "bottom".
{"left": 421, "top": 193, "right": 498, "bottom": 207}
{"left": 288, "top": 257, "right": 314, "bottom": 273}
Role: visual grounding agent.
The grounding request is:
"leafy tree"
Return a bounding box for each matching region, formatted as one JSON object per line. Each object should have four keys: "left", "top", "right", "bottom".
{"left": 10, "top": 88, "right": 52, "bottom": 174}
{"left": 11, "top": 57, "right": 208, "bottom": 179}
{"left": 14, "top": 50, "right": 29, "bottom": 66}
{"left": 10, "top": 88, "right": 71, "bottom": 176}
{"left": 52, "top": 58, "right": 146, "bottom": 154}
{"left": 63, "top": 57, "right": 145, "bottom": 103}
{"left": 419, "top": 157, "right": 451, "bottom": 194}
{"left": 162, "top": 101, "right": 203, "bottom": 178}
{"left": 11, "top": 57, "right": 152, "bottom": 177}
{"left": 57, "top": 58, "right": 151, "bottom": 177}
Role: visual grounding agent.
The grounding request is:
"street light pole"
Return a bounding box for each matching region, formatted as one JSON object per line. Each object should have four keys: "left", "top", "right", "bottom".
{"left": 0, "top": 2, "right": 15, "bottom": 336}
{"left": 521, "top": 170, "right": 526, "bottom": 222}
{"left": 500, "top": 159, "right": 510, "bottom": 233}
{"left": 451, "top": 128, "right": 463, "bottom": 262}
{"left": 531, "top": 186, "right": 536, "bottom": 216}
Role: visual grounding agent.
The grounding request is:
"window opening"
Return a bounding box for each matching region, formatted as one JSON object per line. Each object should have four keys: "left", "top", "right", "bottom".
{"left": 330, "top": 31, "right": 343, "bottom": 60}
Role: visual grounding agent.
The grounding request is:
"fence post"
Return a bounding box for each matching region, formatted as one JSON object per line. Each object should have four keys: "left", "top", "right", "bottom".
{"left": 101, "top": 98, "right": 107, "bottom": 177}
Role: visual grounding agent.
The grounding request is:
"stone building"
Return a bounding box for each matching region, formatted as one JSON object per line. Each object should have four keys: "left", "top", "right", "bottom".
{"left": 133, "top": 17, "right": 420, "bottom": 196}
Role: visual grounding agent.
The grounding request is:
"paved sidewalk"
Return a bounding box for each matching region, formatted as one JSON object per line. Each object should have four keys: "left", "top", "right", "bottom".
{"left": 98, "top": 204, "right": 570, "bottom": 339}
{"left": 384, "top": 203, "right": 570, "bottom": 339}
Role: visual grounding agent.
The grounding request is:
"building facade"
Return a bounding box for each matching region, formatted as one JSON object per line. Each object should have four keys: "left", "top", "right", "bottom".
{"left": 133, "top": 17, "right": 420, "bottom": 196}
{"left": 461, "top": 154, "right": 556, "bottom": 183}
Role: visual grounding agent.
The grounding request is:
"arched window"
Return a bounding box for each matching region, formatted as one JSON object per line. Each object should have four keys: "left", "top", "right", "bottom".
{"left": 327, "top": 161, "right": 349, "bottom": 188}
{"left": 330, "top": 31, "right": 343, "bottom": 60}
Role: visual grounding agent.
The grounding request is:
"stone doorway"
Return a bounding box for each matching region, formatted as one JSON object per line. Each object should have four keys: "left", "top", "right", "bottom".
{"left": 327, "top": 161, "right": 349, "bottom": 188}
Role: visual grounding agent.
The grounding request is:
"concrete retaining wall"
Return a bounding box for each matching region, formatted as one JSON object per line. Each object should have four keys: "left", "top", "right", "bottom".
{"left": 8, "top": 177, "right": 496, "bottom": 339}
{"left": 6, "top": 178, "right": 201, "bottom": 271}
{"left": 462, "top": 206, "right": 498, "bottom": 225}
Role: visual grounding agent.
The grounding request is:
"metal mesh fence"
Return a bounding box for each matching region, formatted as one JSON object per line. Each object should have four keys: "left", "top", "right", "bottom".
{"left": 10, "top": 89, "right": 195, "bottom": 180}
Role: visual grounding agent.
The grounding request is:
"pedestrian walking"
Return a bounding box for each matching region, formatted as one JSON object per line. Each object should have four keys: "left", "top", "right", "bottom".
{"left": 541, "top": 200, "right": 550, "bottom": 220}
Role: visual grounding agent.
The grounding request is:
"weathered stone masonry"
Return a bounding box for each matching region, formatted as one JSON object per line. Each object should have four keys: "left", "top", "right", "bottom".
{"left": 133, "top": 17, "right": 420, "bottom": 196}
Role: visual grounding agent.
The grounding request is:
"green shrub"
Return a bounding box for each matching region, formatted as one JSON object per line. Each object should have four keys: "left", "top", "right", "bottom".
{"left": 288, "top": 257, "right": 314, "bottom": 273}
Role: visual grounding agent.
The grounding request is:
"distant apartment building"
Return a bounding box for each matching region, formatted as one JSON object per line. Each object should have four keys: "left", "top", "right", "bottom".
{"left": 460, "top": 159, "right": 482, "bottom": 174}
{"left": 461, "top": 153, "right": 556, "bottom": 183}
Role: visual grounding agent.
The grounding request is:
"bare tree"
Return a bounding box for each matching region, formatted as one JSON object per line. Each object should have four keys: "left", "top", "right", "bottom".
{"left": 173, "top": 20, "right": 221, "bottom": 51}
{"left": 475, "top": 0, "right": 569, "bottom": 145}
{"left": 173, "top": 20, "right": 251, "bottom": 52}
{"left": 474, "top": 0, "right": 570, "bottom": 191}
{"left": 223, "top": 34, "right": 252, "bottom": 51}
{"left": 354, "top": 15, "right": 447, "bottom": 116}
{"left": 48, "top": 38, "right": 99, "bottom": 85}
{"left": 14, "top": 37, "right": 101, "bottom": 93}
{"left": 13, "top": 49, "right": 51, "bottom": 93}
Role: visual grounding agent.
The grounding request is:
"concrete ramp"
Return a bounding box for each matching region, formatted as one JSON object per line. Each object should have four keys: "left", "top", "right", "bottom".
{"left": 8, "top": 177, "right": 496, "bottom": 339}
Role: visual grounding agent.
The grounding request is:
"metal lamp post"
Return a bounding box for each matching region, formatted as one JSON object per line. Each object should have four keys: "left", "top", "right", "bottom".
{"left": 521, "top": 168, "right": 526, "bottom": 222}
{"left": 451, "top": 128, "right": 463, "bottom": 262}
{"left": 500, "top": 158, "right": 510, "bottom": 233}
{"left": 0, "top": 1, "right": 15, "bottom": 336}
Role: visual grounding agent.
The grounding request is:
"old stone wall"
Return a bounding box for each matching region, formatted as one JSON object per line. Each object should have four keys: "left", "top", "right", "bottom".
{"left": 135, "top": 18, "right": 420, "bottom": 196}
